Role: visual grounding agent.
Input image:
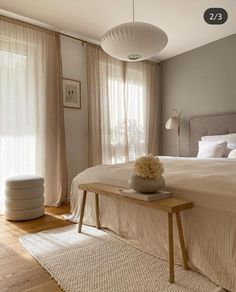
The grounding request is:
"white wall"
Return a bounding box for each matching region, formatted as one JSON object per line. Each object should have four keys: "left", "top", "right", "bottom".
{"left": 60, "top": 36, "right": 88, "bottom": 190}
{"left": 160, "top": 34, "right": 236, "bottom": 157}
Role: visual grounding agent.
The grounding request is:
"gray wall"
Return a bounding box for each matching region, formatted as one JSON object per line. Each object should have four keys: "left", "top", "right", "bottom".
{"left": 160, "top": 33, "right": 236, "bottom": 157}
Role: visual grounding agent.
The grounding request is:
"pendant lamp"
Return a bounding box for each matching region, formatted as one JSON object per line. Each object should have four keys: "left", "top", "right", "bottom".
{"left": 101, "top": 0, "right": 168, "bottom": 61}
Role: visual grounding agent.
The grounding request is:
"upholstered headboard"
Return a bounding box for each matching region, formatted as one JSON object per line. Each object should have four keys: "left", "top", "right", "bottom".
{"left": 189, "top": 113, "right": 236, "bottom": 157}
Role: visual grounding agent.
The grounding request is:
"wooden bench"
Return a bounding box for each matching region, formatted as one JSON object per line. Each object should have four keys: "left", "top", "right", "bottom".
{"left": 78, "top": 182, "right": 193, "bottom": 283}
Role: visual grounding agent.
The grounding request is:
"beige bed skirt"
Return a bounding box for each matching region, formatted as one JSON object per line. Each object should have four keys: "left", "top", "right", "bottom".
{"left": 66, "top": 192, "right": 235, "bottom": 291}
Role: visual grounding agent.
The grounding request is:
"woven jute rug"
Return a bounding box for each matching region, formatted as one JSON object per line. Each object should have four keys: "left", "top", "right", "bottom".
{"left": 20, "top": 225, "right": 223, "bottom": 292}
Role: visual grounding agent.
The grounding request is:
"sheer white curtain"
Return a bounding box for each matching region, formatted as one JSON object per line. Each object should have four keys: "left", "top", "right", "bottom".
{"left": 0, "top": 16, "right": 68, "bottom": 213}
{"left": 87, "top": 45, "right": 159, "bottom": 165}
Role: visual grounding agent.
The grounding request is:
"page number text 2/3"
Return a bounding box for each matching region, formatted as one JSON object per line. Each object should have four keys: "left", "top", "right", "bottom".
{"left": 204, "top": 8, "right": 228, "bottom": 25}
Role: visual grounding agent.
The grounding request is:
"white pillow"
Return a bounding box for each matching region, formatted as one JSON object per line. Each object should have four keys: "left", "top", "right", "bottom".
{"left": 201, "top": 133, "right": 236, "bottom": 144}
{"left": 201, "top": 134, "right": 236, "bottom": 157}
{"left": 197, "top": 140, "right": 227, "bottom": 158}
{"left": 228, "top": 149, "right": 236, "bottom": 159}
{"left": 201, "top": 134, "right": 228, "bottom": 142}
{"left": 227, "top": 143, "right": 236, "bottom": 150}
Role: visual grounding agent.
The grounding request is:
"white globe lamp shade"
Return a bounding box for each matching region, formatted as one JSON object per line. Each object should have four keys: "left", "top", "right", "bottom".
{"left": 165, "top": 117, "right": 179, "bottom": 130}
{"left": 101, "top": 22, "right": 168, "bottom": 62}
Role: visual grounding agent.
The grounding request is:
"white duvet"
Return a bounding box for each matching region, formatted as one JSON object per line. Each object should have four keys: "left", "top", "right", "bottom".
{"left": 67, "top": 157, "right": 236, "bottom": 291}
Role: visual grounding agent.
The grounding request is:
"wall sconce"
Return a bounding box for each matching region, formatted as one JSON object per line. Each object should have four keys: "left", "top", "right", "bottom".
{"left": 165, "top": 109, "right": 180, "bottom": 157}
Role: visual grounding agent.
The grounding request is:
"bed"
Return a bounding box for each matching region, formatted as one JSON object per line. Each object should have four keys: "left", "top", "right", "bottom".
{"left": 67, "top": 113, "right": 236, "bottom": 291}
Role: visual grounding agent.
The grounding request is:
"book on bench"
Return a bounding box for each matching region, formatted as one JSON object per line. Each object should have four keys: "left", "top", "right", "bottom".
{"left": 119, "top": 189, "right": 171, "bottom": 201}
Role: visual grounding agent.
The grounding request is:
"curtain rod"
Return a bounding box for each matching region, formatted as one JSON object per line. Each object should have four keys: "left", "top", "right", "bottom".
{"left": 59, "top": 32, "right": 88, "bottom": 45}
{"left": 59, "top": 32, "right": 102, "bottom": 49}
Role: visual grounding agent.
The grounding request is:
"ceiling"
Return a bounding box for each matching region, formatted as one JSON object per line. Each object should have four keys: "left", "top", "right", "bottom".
{"left": 0, "top": 0, "right": 235, "bottom": 61}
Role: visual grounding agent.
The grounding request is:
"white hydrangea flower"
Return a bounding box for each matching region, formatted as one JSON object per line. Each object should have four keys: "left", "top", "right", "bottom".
{"left": 133, "top": 154, "right": 164, "bottom": 179}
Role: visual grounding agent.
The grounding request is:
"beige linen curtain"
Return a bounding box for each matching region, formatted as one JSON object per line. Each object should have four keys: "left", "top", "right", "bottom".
{"left": 87, "top": 44, "right": 159, "bottom": 166}
{"left": 0, "top": 16, "right": 68, "bottom": 209}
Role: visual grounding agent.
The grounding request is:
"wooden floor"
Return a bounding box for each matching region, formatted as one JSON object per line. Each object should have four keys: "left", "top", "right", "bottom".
{"left": 0, "top": 204, "right": 72, "bottom": 292}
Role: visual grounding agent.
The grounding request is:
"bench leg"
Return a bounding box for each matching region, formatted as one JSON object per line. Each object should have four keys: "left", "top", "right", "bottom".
{"left": 95, "top": 193, "right": 100, "bottom": 229}
{"left": 78, "top": 190, "right": 87, "bottom": 233}
{"left": 176, "top": 211, "right": 189, "bottom": 270}
{"left": 168, "top": 213, "right": 175, "bottom": 283}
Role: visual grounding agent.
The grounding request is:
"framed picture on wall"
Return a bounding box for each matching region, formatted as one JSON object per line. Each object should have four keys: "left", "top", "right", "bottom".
{"left": 63, "top": 78, "right": 81, "bottom": 109}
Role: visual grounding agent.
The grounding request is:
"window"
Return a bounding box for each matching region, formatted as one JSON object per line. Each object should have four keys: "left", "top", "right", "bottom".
{"left": 100, "top": 61, "right": 149, "bottom": 164}
{"left": 0, "top": 18, "right": 67, "bottom": 209}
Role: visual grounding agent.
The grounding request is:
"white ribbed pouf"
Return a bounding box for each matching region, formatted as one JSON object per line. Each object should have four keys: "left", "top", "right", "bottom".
{"left": 5, "top": 175, "right": 45, "bottom": 221}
